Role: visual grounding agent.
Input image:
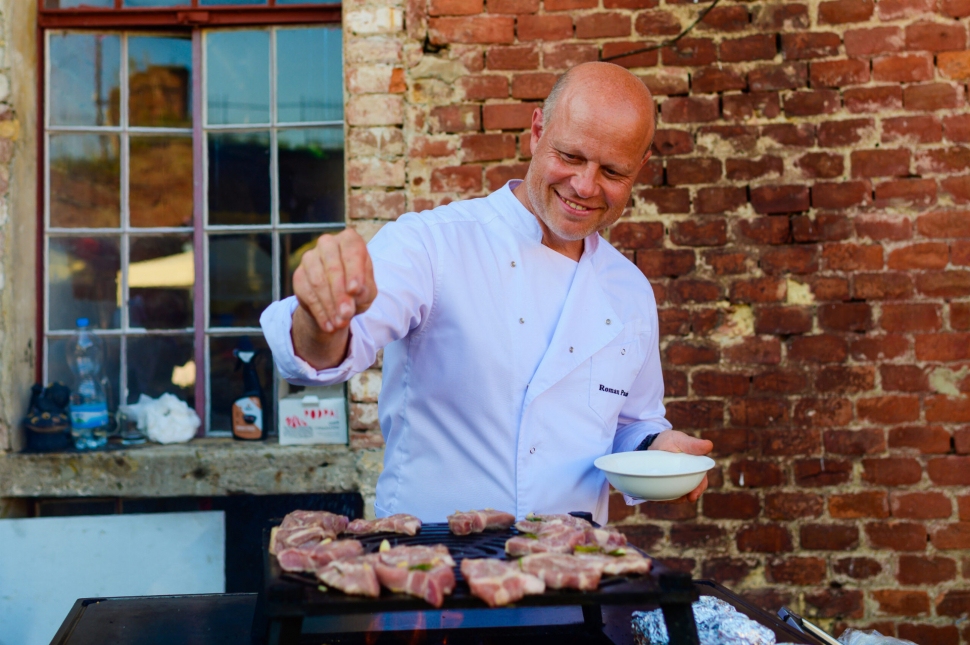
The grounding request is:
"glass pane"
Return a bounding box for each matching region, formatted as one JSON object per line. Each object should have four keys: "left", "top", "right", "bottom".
{"left": 48, "top": 336, "right": 121, "bottom": 414}
{"left": 209, "top": 233, "right": 272, "bottom": 328}
{"left": 278, "top": 128, "right": 344, "bottom": 224}
{"left": 209, "top": 336, "right": 272, "bottom": 434}
{"left": 128, "top": 35, "right": 192, "bottom": 128}
{"left": 280, "top": 231, "right": 325, "bottom": 300}
{"left": 49, "top": 33, "right": 121, "bottom": 126}
{"left": 129, "top": 235, "right": 194, "bottom": 329}
{"left": 207, "top": 131, "right": 270, "bottom": 225}
{"left": 130, "top": 136, "right": 194, "bottom": 227}
{"left": 205, "top": 30, "right": 269, "bottom": 125}
{"left": 127, "top": 335, "right": 195, "bottom": 407}
{"left": 201, "top": 0, "right": 265, "bottom": 4}
{"left": 49, "top": 236, "right": 121, "bottom": 331}
{"left": 277, "top": 27, "right": 343, "bottom": 123}
{"left": 125, "top": 0, "right": 190, "bottom": 6}
{"left": 50, "top": 134, "right": 121, "bottom": 228}
{"left": 46, "top": 0, "right": 114, "bottom": 7}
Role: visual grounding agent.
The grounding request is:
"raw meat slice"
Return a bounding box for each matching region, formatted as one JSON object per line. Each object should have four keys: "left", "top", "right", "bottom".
{"left": 460, "top": 558, "right": 545, "bottom": 607}
{"left": 448, "top": 509, "right": 516, "bottom": 536}
{"left": 279, "top": 510, "right": 349, "bottom": 536}
{"left": 277, "top": 539, "right": 365, "bottom": 573}
{"left": 345, "top": 513, "right": 422, "bottom": 536}
{"left": 505, "top": 523, "right": 587, "bottom": 556}
{"left": 316, "top": 555, "right": 381, "bottom": 598}
{"left": 373, "top": 545, "right": 456, "bottom": 607}
{"left": 574, "top": 550, "right": 651, "bottom": 576}
{"left": 583, "top": 527, "right": 628, "bottom": 550}
{"left": 269, "top": 525, "right": 328, "bottom": 555}
{"left": 514, "top": 514, "right": 590, "bottom": 534}
{"left": 519, "top": 553, "right": 602, "bottom": 591}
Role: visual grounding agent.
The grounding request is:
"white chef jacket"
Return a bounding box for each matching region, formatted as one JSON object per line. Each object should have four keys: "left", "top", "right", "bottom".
{"left": 260, "top": 181, "right": 671, "bottom": 525}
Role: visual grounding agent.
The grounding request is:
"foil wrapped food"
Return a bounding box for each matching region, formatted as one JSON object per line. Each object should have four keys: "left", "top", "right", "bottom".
{"left": 632, "top": 595, "right": 775, "bottom": 645}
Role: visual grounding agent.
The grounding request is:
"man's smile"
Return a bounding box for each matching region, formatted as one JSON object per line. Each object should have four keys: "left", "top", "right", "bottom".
{"left": 555, "top": 190, "right": 597, "bottom": 215}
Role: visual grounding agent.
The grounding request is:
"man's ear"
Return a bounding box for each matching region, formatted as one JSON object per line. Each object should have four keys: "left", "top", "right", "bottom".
{"left": 639, "top": 148, "right": 653, "bottom": 170}
{"left": 530, "top": 108, "right": 544, "bottom": 157}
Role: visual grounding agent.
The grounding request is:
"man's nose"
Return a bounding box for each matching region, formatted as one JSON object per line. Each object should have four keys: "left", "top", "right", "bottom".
{"left": 571, "top": 165, "right": 597, "bottom": 198}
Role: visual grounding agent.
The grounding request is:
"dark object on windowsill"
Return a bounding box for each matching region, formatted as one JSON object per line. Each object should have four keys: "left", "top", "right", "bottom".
{"left": 22, "top": 382, "right": 74, "bottom": 453}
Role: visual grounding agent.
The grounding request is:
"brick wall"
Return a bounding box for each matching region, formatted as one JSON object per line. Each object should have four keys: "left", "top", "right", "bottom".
{"left": 343, "top": 0, "right": 970, "bottom": 635}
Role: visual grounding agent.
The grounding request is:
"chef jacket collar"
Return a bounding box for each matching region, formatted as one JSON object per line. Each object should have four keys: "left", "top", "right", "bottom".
{"left": 493, "top": 180, "right": 602, "bottom": 259}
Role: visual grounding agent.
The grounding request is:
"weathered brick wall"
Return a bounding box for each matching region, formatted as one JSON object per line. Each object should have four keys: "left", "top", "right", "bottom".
{"left": 342, "top": 0, "right": 970, "bottom": 635}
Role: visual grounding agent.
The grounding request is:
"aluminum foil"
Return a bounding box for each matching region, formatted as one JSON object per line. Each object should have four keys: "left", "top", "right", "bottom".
{"left": 632, "top": 596, "right": 775, "bottom": 645}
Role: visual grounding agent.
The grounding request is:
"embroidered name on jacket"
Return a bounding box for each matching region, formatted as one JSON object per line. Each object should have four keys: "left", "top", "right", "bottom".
{"left": 599, "top": 384, "right": 629, "bottom": 397}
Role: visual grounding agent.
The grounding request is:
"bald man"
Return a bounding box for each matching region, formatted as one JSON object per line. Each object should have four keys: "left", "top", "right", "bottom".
{"left": 261, "top": 62, "right": 712, "bottom": 524}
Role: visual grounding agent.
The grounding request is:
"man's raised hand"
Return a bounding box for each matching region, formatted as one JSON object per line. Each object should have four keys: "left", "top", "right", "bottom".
{"left": 647, "top": 430, "right": 714, "bottom": 504}
{"left": 291, "top": 229, "right": 377, "bottom": 369}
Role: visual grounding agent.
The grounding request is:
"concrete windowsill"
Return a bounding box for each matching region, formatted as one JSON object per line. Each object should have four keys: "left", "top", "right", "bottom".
{"left": 0, "top": 438, "right": 383, "bottom": 500}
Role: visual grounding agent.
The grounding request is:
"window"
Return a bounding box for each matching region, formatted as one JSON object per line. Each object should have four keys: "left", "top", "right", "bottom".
{"left": 40, "top": 3, "right": 343, "bottom": 435}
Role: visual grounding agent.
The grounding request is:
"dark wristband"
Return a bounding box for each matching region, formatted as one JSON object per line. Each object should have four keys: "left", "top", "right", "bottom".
{"left": 636, "top": 433, "right": 660, "bottom": 451}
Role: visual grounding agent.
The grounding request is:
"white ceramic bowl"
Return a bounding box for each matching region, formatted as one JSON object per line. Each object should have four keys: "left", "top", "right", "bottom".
{"left": 594, "top": 451, "right": 716, "bottom": 501}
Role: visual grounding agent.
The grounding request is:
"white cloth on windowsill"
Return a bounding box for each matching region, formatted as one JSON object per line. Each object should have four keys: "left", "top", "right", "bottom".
{"left": 120, "top": 394, "right": 200, "bottom": 444}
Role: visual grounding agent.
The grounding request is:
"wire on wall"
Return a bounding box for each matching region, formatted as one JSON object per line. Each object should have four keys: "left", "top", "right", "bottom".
{"left": 600, "top": 0, "right": 725, "bottom": 63}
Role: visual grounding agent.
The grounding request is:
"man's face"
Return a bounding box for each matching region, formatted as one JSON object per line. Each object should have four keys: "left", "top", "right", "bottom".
{"left": 523, "top": 93, "right": 652, "bottom": 252}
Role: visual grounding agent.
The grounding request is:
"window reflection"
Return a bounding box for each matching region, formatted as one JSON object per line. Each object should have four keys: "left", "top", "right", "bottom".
{"left": 278, "top": 128, "right": 344, "bottom": 224}
{"left": 209, "top": 233, "right": 272, "bottom": 328}
{"left": 128, "top": 35, "right": 192, "bottom": 129}
{"left": 129, "top": 235, "right": 194, "bottom": 329}
{"left": 48, "top": 336, "right": 121, "bottom": 414}
{"left": 49, "top": 237, "right": 121, "bottom": 331}
{"left": 208, "top": 131, "right": 271, "bottom": 225}
{"left": 130, "top": 136, "right": 194, "bottom": 227}
{"left": 49, "top": 33, "right": 120, "bottom": 126}
{"left": 206, "top": 30, "right": 270, "bottom": 125}
{"left": 50, "top": 134, "right": 121, "bottom": 229}
{"left": 277, "top": 27, "right": 343, "bottom": 123}
{"left": 128, "top": 336, "right": 195, "bottom": 406}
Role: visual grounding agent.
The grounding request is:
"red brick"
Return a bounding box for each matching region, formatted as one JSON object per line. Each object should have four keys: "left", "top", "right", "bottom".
{"left": 737, "top": 524, "right": 792, "bottom": 553}
{"left": 945, "top": 114, "right": 970, "bottom": 142}
{"left": 767, "top": 557, "right": 826, "bottom": 585}
{"left": 918, "top": 147, "right": 970, "bottom": 175}
{"left": 692, "top": 371, "right": 750, "bottom": 397}
{"left": 516, "top": 14, "right": 572, "bottom": 41}
{"left": 892, "top": 493, "right": 953, "bottom": 520}
{"left": 873, "top": 53, "right": 935, "bottom": 83}
{"left": 724, "top": 337, "right": 782, "bottom": 365}
{"left": 931, "top": 523, "right": 970, "bottom": 549}
{"left": 899, "top": 624, "right": 960, "bottom": 645}
{"left": 811, "top": 59, "right": 870, "bottom": 88}
{"left": 460, "top": 133, "right": 516, "bottom": 162}
{"left": 639, "top": 501, "right": 698, "bottom": 521}
{"left": 669, "top": 279, "right": 723, "bottom": 303}
{"left": 851, "top": 149, "right": 910, "bottom": 178}
{"left": 729, "top": 459, "right": 785, "bottom": 488}
{"left": 429, "top": 104, "right": 481, "bottom": 133}
{"left": 541, "top": 43, "right": 597, "bottom": 70}
{"left": 816, "top": 366, "right": 876, "bottom": 393}
{"left": 794, "top": 399, "right": 854, "bottom": 428}
{"left": 859, "top": 396, "right": 920, "bottom": 424}
{"left": 834, "top": 557, "right": 882, "bottom": 579}
{"left": 702, "top": 492, "right": 760, "bottom": 519}
{"left": 637, "top": 248, "right": 694, "bottom": 275}
{"left": 783, "top": 32, "right": 841, "bottom": 59}
{"left": 942, "top": 175, "right": 970, "bottom": 204}
{"left": 872, "top": 590, "right": 930, "bottom": 617}
{"left": 639, "top": 70, "right": 690, "bottom": 96}
{"left": 953, "top": 302, "right": 970, "bottom": 329}
{"left": 720, "top": 35, "right": 776, "bottom": 62}
{"left": 694, "top": 187, "right": 747, "bottom": 214}
{"left": 705, "top": 250, "right": 749, "bottom": 275}
{"left": 488, "top": 0, "right": 539, "bottom": 12}
{"left": 784, "top": 90, "right": 841, "bottom": 117}
{"left": 430, "top": 165, "right": 483, "bottom": 193}
{"left": 650, "top": 130, "right": 693, "bottom": 157}
{"left": 599, "top": 42, "right": 659, "bottom": 69}
{"left": 700, "top": 5, "right": 750, "bottom": 31}
{"left": 801, "top": 523, "right": 859, "bottom": 549}
{"left": 636, "top": 187, "right": 690, "bottom": 213}
{"left": 754, "top": 3, "right": 810, "bottom": 29}
{"left": 877, "top": 0, "right": 934, "bottom": 18}
{"left": 617, "top": 524, "right": 664, "bottom": 550}
{"left": 819, "top": 0, "right": 874, "bottom": 22}
{"left": 755, "top": 306, "right": 812, "bottom": 334}
{"left": 726, "top": 156, "right": 783, "bottom": 181}
{"left": 795, "top": 152, "right": 843, "bottom": 179}
{"left": 762, "top": 427, "right": 823, "bottom": 456}
{"left": 863, "top": 457, "right": 922, "bottom": 485}
{"left": 603, "top": 0, "right": 657, "bottom": 8}
{"left": 808, "top": 276, "right": 850, "bottom": 301}
{"left": 658, "top": 310, "right": 690, "bottom": 336}
{"left": 818, "top": 118, "right": 874, "bottom": 147}
{"left": 749, "top": 63, "right": 808, "bottom": 91}
{"left": 664, "top": 341, "right": 719, "bottom": 366}
{"left": 917, "top": 334, "right": 970, "bottom": 361}
{"left": 962, "top": 494, "right": 970, "bottom": 518}
{"left": 430, "top": 0, "right": 483, "bottom": 15}
{"left": 722, "top": 92, "right": 781, "bottom": 121}
{"left": 665, "top": 399, "right": 723, "bottom": 428}
{"left": 662, "top": 368, "right": 688, "bottom": 395}
{"left": 574, "top": 12, "right": 630, "bottom": 39}
{"left": 762, "top": 123, "right": 816, "bottom": 148}
{"left": 660, "top": 96, "right": 719, "bottom": 124}
{"left": 691, "top": 67, "right": 747, "bottom": 94}
{"left": 609, "top": 222, "right": 663, "bottom": 249}
{"left": 938, "top": 51, "right": 970, "bottom": 80}
{"left": 917, "top": 209, "right": 970, "bottom": 238}
{"left": 916, "top": 272, "right": 970, "bottom": 298}
{"left": 701, "top": 557, "right": 754, "bottom": 586}
{"left": 850, "top": 334, "right": 909, "bottom": 361}
{"left": 482, "top": 102, "right": 538, "bottom": 130}
{"left": 881, "top": 365, "right": 929, "bottom": 392}
{"left": 874, "top": 178, "right": 937, "bottom": 208}
{"left": 632, "top": 10, "right": 681, "bottom": 36}
{"left": 905, "top": 21, "right": 967, "bottom": 52}
{"left": 853, "top": 272, "right": 914, "bottom": 300}
{"left": 824, "top": 429, "right": 886, "bottom": 455}
{"left": 729, "top": 398, "right": 789, "bottom": 427}
{"left": 819, "top": 302, "right": 873, "bottom": 332}
{"left": 485, "top": 163, "right": 529, "bottom": 191}
{"left": 486, "top": 45, "right": 539, "bottom": 71}
{"left": 729, "top": 277, "right": 785, "bottom": 304}
{"left": 822, "top": 243, "right": 883, "bottom": 271}
{"left": 636, "top": 159, "right": 663, "bottom": 186}
{"left": 661, "top": 38, "right": 717, "bottom": 67}
{"left": 907, "top": 83, "right": 965, "bottom": 112}
{"left": 765, "top": 492, "right": 822, "bottom": 521}
{"left": 844, "top": 85, "right": 903, "bottom": 113}
{"left": 666, "top": 158, "right": 722, "bottom": 186}
{"left": 429, "top": 16, "right": 516, "bottom": 44}
{"left": 544, "top": 0, "right": 595, "bottom": 8}
{"left": 941, "top": 0, "right": 970, "bottom": 15}
{"left": 510, "top": 73, "right": 556, "bottom": 100}
{"left": 928, "top": 456, "right": 970, "bottom": 485}
{"left": 866, "top": 521, "right": 928, "bottom": 551}
{"left": 789, "top": 335, "right": 848, "bottom": 363}
{"left": 670, "top": 523, "right": 726, "bottom": 548}
{"left": 750, "top": 185, "right": 810, "bottom": 214}
{"left": 888, "top": 425, "right": 952, "bottom": 453}
{"left": 458, "top": 75, "right": 508, "bottom": 101}
{"left": 737, "top": 217, "right": 791, "bottom": 245}
{"left": 844, "top": 26, "right": 904, "bottom": 56}
{"left": 854, "top": 214, "right": 913, "bottom": 241}
{"left": 880, "top": 303, "right": 942, "bottom": 332}
{"left": 937, "top": 590, "right": 970, "bottom": 620}
{"left": 830, "top": 492, "right": 889, "bottom": 519}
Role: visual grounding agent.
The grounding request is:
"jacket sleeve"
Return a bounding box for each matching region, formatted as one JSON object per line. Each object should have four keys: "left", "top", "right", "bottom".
{"left": 260, "top": 213, "right": 438, "bottom": 387}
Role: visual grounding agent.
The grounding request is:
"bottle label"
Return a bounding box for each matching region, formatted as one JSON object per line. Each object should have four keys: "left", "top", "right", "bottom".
{"left": 71, "top": 403, "right": 109, "bottom": 429}
{"left": 232, "top": 396, "right": 263, "bottom": 440}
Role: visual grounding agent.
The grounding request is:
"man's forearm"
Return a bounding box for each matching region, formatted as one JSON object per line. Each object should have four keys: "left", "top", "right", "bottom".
{"left": 291, "top": 305, "right": 352, "bottom": 371}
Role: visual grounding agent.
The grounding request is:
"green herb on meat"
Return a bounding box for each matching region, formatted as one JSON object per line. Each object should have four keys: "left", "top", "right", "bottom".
{"left": 409, "top": 563, "right": 433, "bottom": 571}
{"left": 608, "top": 549, "right": 627, "bottom": 557}
{"left": 574, "top": 545, "right": 602, "bottom": 553}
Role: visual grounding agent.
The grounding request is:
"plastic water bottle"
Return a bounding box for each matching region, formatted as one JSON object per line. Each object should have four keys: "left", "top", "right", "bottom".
{"left": 67, "top": 318, "right": 109, "bottom": 449}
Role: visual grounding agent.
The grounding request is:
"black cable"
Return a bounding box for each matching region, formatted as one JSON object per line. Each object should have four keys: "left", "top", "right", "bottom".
{"left": 600, "top": 0, "right": 725, "bottom": 63}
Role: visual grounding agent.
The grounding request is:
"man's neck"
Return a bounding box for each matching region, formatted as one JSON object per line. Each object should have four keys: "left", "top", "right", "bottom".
{"left": 511, "top": 181, "right": 584, "bottom": 262}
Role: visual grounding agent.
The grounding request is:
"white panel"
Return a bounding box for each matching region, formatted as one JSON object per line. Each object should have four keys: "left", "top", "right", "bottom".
{"left": 0, "top": 511, "right": 225, "bottom": 645}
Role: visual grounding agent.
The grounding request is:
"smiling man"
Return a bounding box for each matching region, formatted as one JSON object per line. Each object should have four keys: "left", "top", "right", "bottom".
{"left": 261, "top": 62, "right": 712, "bottom": 524}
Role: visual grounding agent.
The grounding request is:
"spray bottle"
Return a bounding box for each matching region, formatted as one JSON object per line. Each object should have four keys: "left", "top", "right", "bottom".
{"left": 232, "top": 347, "right": 265, "bottom": 441}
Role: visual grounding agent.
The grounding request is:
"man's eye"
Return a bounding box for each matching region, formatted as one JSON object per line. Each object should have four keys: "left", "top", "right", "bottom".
{"left": 561, "top": 153, "right": 579, "bottom": 162}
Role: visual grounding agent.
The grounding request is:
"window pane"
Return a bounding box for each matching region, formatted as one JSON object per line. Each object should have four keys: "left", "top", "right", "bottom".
{"left": 50, "top": 134, "right": 121, "bottom": 228}
{"left": 127, "top": 335, "right": 195, "bottom": 406}
{"left": 277, "top": 27, "right": 343, "bottom": 123}
{"left": 209, "top": 233, "right": 272, "bottom": 328}
{"left": 201, "top": 0, "right": 266, "bottom": 4}
{"left": 130, "top": 235, "right": 194, "bottom": 329}
{"left": 48, "top": 336, "right": 121, "bottom": 414}
{"left": 206, "top": 30, "right": 269, "bottom": 125}
{"left": 128, "top": 35, "right": 192, "bottom": 129}
{"left": 207, "top": 131, "right": 270, "bottom": 225}
{"left": 124, "top": 0, "right": 190, "bottom": 6}
{"left": 279, "top": 231, "right": 329, "bottom": 300}
{"left": 45, "top": 0, "right": 114, "bottom": 6}
{"left": 131, "top": 136, "right": 194, "bottom": 227}
{"left": 278, "top": 128, "right": 344, "bottom": 225}
{"left": 49, "top": 237, "right": 121, "bottom": 331}
{"left": 209, "top": 336, "right": 272, "bottom": 433}
{"left": 49, "top": 33, "right": 121, "bottom": 127}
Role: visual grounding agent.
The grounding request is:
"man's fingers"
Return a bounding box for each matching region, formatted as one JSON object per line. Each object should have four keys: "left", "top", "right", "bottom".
{"left": 687, "top": 475, "right": 709, "bottom": 503}
{"left": 299, "top": 249, "right": 339, "bottom": 333}
{"left": 356, "top": 251, "right": 378, "bottom": 313}
{"left": 337, "top": 232, "right": 368, "bottom": 301}
{"left": 683, "top": 437, "right": 714, "bottom": 456}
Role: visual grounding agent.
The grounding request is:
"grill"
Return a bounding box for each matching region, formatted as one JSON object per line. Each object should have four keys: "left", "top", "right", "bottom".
{"left": 261, "top": 519, "right": 822, "bottom": 645}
